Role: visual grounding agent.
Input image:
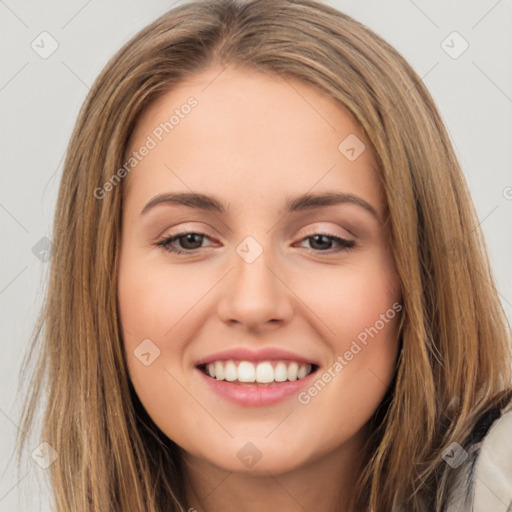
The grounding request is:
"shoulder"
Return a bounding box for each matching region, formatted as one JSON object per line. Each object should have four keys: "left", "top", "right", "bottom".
{"left": 472, "top": 398, "right": 512, "bottom": 512}
{"left": 444, "top": 397, "right": 512, "bottom": 512}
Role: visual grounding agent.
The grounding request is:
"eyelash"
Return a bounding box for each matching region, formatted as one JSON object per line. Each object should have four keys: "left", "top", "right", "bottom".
{"left": 154, "top": 231, "right": 356, "bottom": 255}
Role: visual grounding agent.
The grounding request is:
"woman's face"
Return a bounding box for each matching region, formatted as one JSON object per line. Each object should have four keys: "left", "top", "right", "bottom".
{"left": 118, "top": 64, "right": 402, "bottom": 475}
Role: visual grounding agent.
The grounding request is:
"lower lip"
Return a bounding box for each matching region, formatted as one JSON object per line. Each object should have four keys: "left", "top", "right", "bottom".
{"left": 195, "top": 367, "right": 318, "bottom": 407}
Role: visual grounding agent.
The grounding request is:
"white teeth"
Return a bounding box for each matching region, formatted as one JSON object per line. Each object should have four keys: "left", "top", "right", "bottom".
{"left": 215, "top": 361, "right": 225, "bottom": 380}
{"left": 255, "top": 361, "right": 274, "bottom": 383}
{"left": 224, "top": 360, "right": 237, "bottom": 381}
{"left": 297, "top": 364, "right": 309, "bottom": 379}
{"left": 238, "top": 361, "right": 256, "bottom": 382}
{"left": 274, "top": 362, "right": 288, "bottom": 382}
{"left": 287, "top": 362, "right": 299, "bottom": 381}
{"left": 203, "top": 359, "right": 313, "bottom": 383}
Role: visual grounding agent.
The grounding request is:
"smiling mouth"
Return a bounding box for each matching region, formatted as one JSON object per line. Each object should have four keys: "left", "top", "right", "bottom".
{"left": 197, "top": 360, "right": 319, "bottom": 386}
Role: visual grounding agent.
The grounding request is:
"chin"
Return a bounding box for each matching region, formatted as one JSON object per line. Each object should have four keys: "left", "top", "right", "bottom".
{"left": 184, "top": 435, "right": 314, "bottom": 475}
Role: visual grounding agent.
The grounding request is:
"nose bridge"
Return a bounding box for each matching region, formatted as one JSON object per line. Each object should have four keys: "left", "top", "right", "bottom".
{"left": 217, "top": 234, "right": 293, "bottom": 328}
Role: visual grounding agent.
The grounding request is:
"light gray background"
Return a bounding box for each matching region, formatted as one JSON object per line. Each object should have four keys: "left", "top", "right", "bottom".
{"left": 1, "top": 1, "right": 511, "bottom": 510}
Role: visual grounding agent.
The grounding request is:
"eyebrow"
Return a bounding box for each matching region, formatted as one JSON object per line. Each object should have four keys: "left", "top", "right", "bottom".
{"left": 140, "top": 191, "right": 379, "bottom": 219}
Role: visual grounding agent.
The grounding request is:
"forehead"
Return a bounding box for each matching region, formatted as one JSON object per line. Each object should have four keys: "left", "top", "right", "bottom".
{"left": 123, "top": 64, "right": 384, "bottom": 218}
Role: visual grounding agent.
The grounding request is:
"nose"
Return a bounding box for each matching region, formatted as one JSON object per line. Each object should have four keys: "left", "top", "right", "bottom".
{"left": 216, "top": 247, "right": 294, "bottom": 334}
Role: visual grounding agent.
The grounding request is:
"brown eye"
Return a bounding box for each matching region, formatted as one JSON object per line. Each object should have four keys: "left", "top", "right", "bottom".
{"left": 155, "top": 232, "right": 210, "bottom": 254}
{"left": 298, "top": 233, "right": 356, "bottom": 253}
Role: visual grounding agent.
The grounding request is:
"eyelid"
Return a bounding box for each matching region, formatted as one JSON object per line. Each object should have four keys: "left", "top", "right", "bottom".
{"left": 155, "top": 222, "right": 354, "bottom": 245}
{"left": 295, "top": 222, "right": 356, "bottom": 241}
{"left": 152, "top": 222, "right": 214, "bottom": 241}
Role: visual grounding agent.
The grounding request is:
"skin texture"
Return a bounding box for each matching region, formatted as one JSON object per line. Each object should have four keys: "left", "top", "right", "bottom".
{"left": 118, "top": 64, "right": 403, "bottom": 512}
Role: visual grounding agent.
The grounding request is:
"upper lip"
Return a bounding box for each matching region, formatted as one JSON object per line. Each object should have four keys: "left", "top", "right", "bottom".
{"left": 195, "top": 347, "right": 320, "bottom": 367}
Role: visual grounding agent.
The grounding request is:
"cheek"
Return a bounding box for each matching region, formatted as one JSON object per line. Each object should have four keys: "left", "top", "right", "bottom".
{"left": 293, "top": 275, "right": 400, "bottom": 458}
{"left": 117, "top": 253, "right": 183, "bottom": 384}
{"left": 295, "top": 249, "right": 400, "bottom": 347}
{"left": 293, "top": 250, "right": 401, "bottom": 408}
{"left": 117, "top": 258, "right": 206, "bottom": 442}
{"left": 118, "top": 256, "right": 206, "bottom": 346}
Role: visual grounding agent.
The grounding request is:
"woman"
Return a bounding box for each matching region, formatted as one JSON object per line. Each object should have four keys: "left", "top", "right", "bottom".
{"left": 15, "top": 0, "right": 512, "bottom": 510}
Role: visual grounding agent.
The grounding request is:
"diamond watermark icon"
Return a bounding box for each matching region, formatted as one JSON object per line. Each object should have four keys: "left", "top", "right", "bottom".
{"left": 441, "top": 31, "right": 469, "bottom": 59}
{"left": 442, "top": 237, "right": 465, "bottom": 263}
{"left": 442, "top": 442, "right": 468, "bottom": 469}
{"left": 31, "top": 441, "right": 58, "bottom": 469}
{"left": 236, "top": 236, "right": 263, "bottom": 264}
{"left": 31, "top": 31, "right": 59, "bottom": 59}
{"left": 32, "top": 236, "right": 53, "bottom": 262}
{"left": 134, "top": 338, "right": 161, "bottom": 366}
{"left": 237, "top": 441, "right": 263, "bottom": 468}
{"left": 338, "top": 134, "right": 366, "bottom": 162}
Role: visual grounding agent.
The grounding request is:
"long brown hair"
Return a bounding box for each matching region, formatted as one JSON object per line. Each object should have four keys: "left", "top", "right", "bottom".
{"left": 15, "top": 1, "right": 512, "bottom": 510}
